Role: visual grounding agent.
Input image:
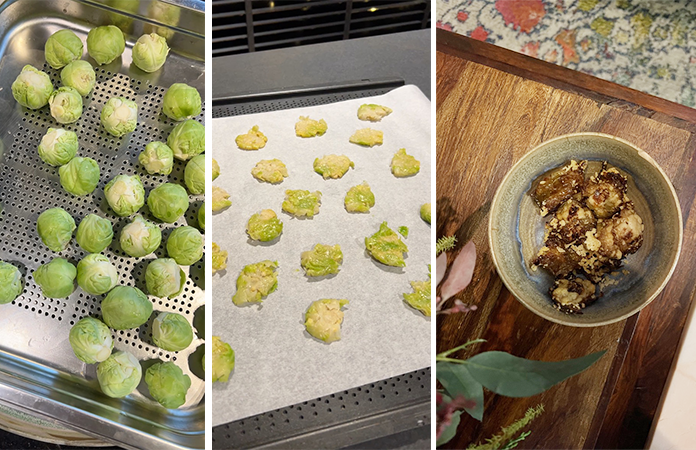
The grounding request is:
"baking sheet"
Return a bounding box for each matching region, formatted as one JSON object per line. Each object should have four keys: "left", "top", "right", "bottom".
{"left": 211, "top": 85, "right": 432, "bottom": 425}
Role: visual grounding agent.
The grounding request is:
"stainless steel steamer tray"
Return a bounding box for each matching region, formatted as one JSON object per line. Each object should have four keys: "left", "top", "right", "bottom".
{"left": 0, "top": 1, "right": 205, "bottom": 449}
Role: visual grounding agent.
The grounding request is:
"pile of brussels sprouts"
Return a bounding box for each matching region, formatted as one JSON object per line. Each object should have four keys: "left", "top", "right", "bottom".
{"left": 0, "top": 25, "right": 205, "bottom": 409}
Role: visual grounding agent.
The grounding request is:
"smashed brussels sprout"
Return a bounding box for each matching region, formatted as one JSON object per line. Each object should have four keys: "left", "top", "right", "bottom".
{"left": 212, "top": 243, "right": 228, "bottom": 274}
{"left": 420, "top": 203, "right": 431, "bottom": 224}
{"left": 12, "top": 65, "right": 53, "bottom": 109}
{"left": 69, "top": 317, "right": 113, "bottom": 364}
{"left": 132, "top": 33, "right": 169, "bottom": 73}
{"left": 301, "top": 244, "right": 343, "bottom": 277}
{"left": 403, "top": 271, "right": 431, "bottom": 317}
{"left": 101, "top": 97, "right": 138, "bottom": 137}
{"left": 34, "top": 258, "right": 76, "bottom": 298}
{"left": 391, "top": 148, "right": 420, "bottom": 177}
{"left": 59, "top": 156, "right": 100, "bottom": 195}
{"left": 167, "top": 226, "right": 203, "bottom": 266}
{"left": 246, "top": 209, "right": 283, "bottom": 242}
{"left": 198, "top": 203, "right": 205, "bottom": 230}
{"left": 304, "top": 299, "right": 348, "bottom": 343}
{"left": 152, "top": 312, "right": 193, "bottom": 351}
{"left": 0, "top": 261, "right": 22, "bottom": 304}
{"left": 349, "top": 128, "right": 383, "bottom": 147}
{"left": 251, "top": 159, "right": 288, "bottom": 184}
{"left": 295, "top": 116, "right": 327, "bottom": 138}
{"left": 104, "top": 175, "right": 145, "bottom": 216}
{"left": 344, "top": 182, "right": 375, "bottom": 213}
{"left": 37, "top": 207, "right": 75, "bottom": 252}
{"left": 49, "top": 86, "right": 83, "bottom": 124}
{"left": 102, "top": 286, "right": 153, "bottom": 329}
{"left": 365, "top": 222, "right": 408, "bottom": 267}
{"left": 38, "top": 128, "right": 77, "bottom": 166}
{"left": 97, "top": 351, "right": 141, "bottom": 398}
{"left": 147, "top": 183, "right": 189, "bottom": 223}
{"left": 45, "top": 29, "right": 83, "bottom": 69}
{"left": 87, "top": 25, "right": 125, "bottom": 65}
{"left": 120, "top": 215, "right": 162, "bottom": 257}
{"left": 145, "top": 362, "right": 191, "bottom": 409}
{"left": 313, "top": 155, "right": 354, "bottom": 179}
{"left": 212, "top": 336, "right": 235, "bottom": 383}
{"left": 184, "top": 154, "right": 205, "bottom": 195}
{"left": 232, "top": 260, "right": 278, "bottom": 306}
{"left": 398, "top": 226, "right": 409, "bottom": 238}
{"left": 76, "top": 214, "right": 113, "bottom": 253}
{"left": 212, "top": 159, "right": 220, "bottom": 181}
{"left": 139, "top": 141, "right": 174, "bottom": 175}
{"left": 357, "top": 104, "right": 393, "bottom": 122}
{"left": 77, "top": 254, "right": 118, "bottom": 295}
{"left": 235, "top": 125, "right": 267, "bottom": 150}
{"left": 145, "top": 258, "right": 185, "bottom": 298}
{"left": 168, "top": 120, "right": 205, "bottom": 161}
{"left": 212, "top": 186, "right": 231, "bottom": 212}
{"left": 282, "top": 190, "right": 321, "bottom": 218}
{"left": 61, "top": 60, "right": 96, "bottom": 96}
{"left": 162, "top": 83, "right": 201, "bottom": 121}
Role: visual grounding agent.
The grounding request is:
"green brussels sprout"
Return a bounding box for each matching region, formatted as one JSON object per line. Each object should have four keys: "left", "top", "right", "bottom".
{"left": 104, "top": 175, "right": 145, "bottom": 217}
{"left": 145, "top": 361, "right": 191, "bottom": 409}
{"left": 49, "top": 86, "right": 83, "bottom": 124}
{"left": 282, "top": 190, "right": 322, "bottom": 218}
{"left": 403, "top": 274, "right": 431, "bottom": 317}
{"left": 145, "top": 258, "right": 185, "bottom": 298}
{"left": 212, "top": 242, "right": 227, "bottom": 274}
{"left": 300, "top": 244, "right": 343, "bottom": 277}
{"left": 166, "top": 226, "right": 203, "bottom": 266}
{"left": 33, "top": 258, "right": 76, "bottom": 298}
{"left": 251, "top": 159, "right": 288, "bottom": 184}
{"left": 212, "top": 159, "right": 220, "bottom": 181}
{"left": 212, "top": 336, "right": 235, "bottom": 382}
{"left": 198, "top": 203, "right": 205, "bottom": 230}
{"left": 167, "top": 120, "right": 205, "bottom": 161}
{"left": 295, "top": 116, "right": 327, "bottom": 138}
{"left": 184, "top": 154, "right": 205, "bottom": 195}
{"left": 69, "top": 317, "right": 113, "bottom": 363}
{"left": 365, "top": 222, "right": 408, "bottom": 267}
{"left": 391, "top": 148, "right": 420, "bottom": 177}
{"left": 77, "top": 254, "right": 118, "bottom": 295}
{"left": 313, "top": 154, "right": 354, "bottom": 179}
{"left": 119, "top": 215, "right": 161, "bottom": 257}
{"left": 357, "top": 103, "right": 392, "bottom": 122}
{"left": 398, "top": 226, "right": 409, "bottom": 238}
{"left": 349, "top": 128, "right": 383, "bottom": 147}
{"left": 232, "top": 260, "right": 278, "bottom": 306}
{"left": 76, "top": 214, "right": 113, "bottom": 253}
{"left": 0, "top": 261, "right": 23, "bottom": 304}
{"left": 59, "top": 156, "right": 100, "bottom": 196}
{"left": 45, "top": 29, "right": 83, "bottom": 69}
{"left": 420, "top": 203, "right": 431, "bottom": 224}
{"left": 152, "top": 312, "right": 193, "bottom": 351}
{"left": 132, "top": 33, "right": 169, "bottom": 73}
{"left": 162, "top": 83, "right": 201, "bottom": 121}
{"left": 37, "top": 207, "right": 75, "bottom": 252}
{"left": 11, "top": 65, "right": 53, "bottom": 109}
{"left": 344, "top": 182, "right": 375, "bottom": 213}
{"left": 61, "top": 60, "right": 96, "bottom": 96}
{"left": 101, "top": 286, "right": 153, "bottom": 330}
{"left": 96, "top": 351, "right": 141, "bottom": 398}
{"left": 138, "top": 141, "right": 174, "bottom": 175}
{"left": 101, "top": 97, "right": 138, "bottom": 137}
{"left": 38, "top": 128, "right": 77, "bottom": 166}
{"left": 304, "top": 299, "right": 349, "bottom": 343}
{"left": 147, "top": 183, "right": 189, "bottom": 223}
{"left": 246, "top": 209, "right": 282, "bottom": 242}
{"left": 86, "top": 25, "right": 125, "bottom": 65}
{"left": 212, "top": 187, "right": 231, "bottom": 212}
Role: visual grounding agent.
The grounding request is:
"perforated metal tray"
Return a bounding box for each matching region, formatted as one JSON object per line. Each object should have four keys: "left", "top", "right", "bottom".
{"left": 0, "top": 1, "right": 205, "bottom": 449}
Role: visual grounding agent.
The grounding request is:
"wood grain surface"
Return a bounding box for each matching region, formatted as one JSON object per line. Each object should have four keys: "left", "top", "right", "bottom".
{"left": 436, "top": 31, "right": 696, "bottom": 450}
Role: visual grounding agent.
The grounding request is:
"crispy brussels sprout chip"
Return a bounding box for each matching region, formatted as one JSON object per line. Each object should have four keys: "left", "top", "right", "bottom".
{"left": 104, "top": 175, "right": 145, "bottom": 216}
{"left": 0, "top": 261, "right": 23, "bottom": 304}
{"left": 212, "top": 336, "right": 235, "bottom": 383}
{"left": 344, "top": 182, "right": 375, "bottom": 213}
{"left": 212, "top": 159, "right": 220, "bottom": 181}
{"left": 246, "top": 209, "right": 283, "bottom": 242}
{"left": 403, "top": 270, "right": 431, "bottom": 317}
{"left": 198, "top": 203, "right": 205, "bottom": 230}
{"left": 162, "top": 83, "right": 201, "bottom": 121}
{"left": 314, "top": 155, "right": 354, "bottom": 179}
{"left": 77, "top": 253, "right": 118, "bottom": 295}
{"left": 76, "top": 214, "right": 113, "bottom": 253}
{"left": 145, "top": 258, "right": 185, "bottom": 298}
{"left": 132, "top": 33, "right": 169, "bottom": 73}
{"left": 102, "top": 286, "right": 153, "bottom": 329}
{"left": 152, "top": 312, "right": 193, "bottom": 351}
{"left": 45, "top": 29, "right": 83, "bottom": 69}
{"left": 38, "top": 128, "right": 78, "bottom": 166}
{"left": 147, "top": 183, "right": 189, "bottom": 223}
{"left": 12, "top": 65, "right": 53, "bottom": 109}
{"left": 236, "top": 125, "right": 267, "bottom": 150}
{"left": 357, "top": 104, "right": 393, "bottom": 122}
{"left": 295, "top": 116, "right": 327, "bottom": 138}
{"left": 168, "top": 120, "right": 205, "bottom": 161}
{"left": 365, "top": 222, "right": 408, "bottom": 267}
{"left": 97, "top": 351, "right": 141, "bottom": 398}
{"left": 61, "top": 60, "right": 96, "bottom": 96}
{"left": 304, "top": 299, "right": 349, "bottom": 343}
{"left": 145, "top": 361, "right": 191, "bottom": 409}
{"left": 391, "top": 148, "right": 420, "bottom": 177}
{"left": 184, "top": 154, "right": 205, "bottom": 195}
{"left": 101, "top": 97, "right": 137, "bottom": 137}
{"left": 349, "top": 128, "right": 383, "bottom": 147}
{"left": 49, "top": 86, "right": 83, "bottom": 124}
{"left": 301, "top": 244, "right": 343, "bottom": 277}
{"left": 34, "top": 258, "right": 76, "bottom": 298}
{"left": 167, "top": 226, "right": 203, "bottom": 266}
{"left": 120, "top": 215, "right": 162, "bottom": 257}
{"left": 59, "top": 156, "right": 100, "bottom": 196}
{"left": 232, "top": 260, "right": 278, "bottom": 306}
{"left": 139, "top": 141, "right": 174, "bottom": 175}
{"left": 212, "top": 186, "right": 231, "bottom": 212}
{"left": 37, "top": 207, "right": 75, "bottom": 252}
{"left": 282, "top": 190, "right": 321, "bottom": 218}
{"left": 420, "top": 203, "right": 431, "bottom": 224}
{"left": 87, "top": 25, "right": 125, "bottom": 65}
{"left": 69, "top": 317, "right": 113, "bottom": 364}
{"left": 212, "top": 243, "right": 228, "bottom": 274}
{"left": 251, "top": 159, "right": 287, "bottom": 184}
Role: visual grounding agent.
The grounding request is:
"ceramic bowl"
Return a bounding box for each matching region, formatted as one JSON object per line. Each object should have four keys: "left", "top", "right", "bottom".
{"left": 489, "top": 133, "right": 683, "bottom": 327}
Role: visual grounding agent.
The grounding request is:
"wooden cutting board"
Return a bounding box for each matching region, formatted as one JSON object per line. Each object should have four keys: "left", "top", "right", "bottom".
{"left": 436, "top": 29, "right": 696, "bottom": 450}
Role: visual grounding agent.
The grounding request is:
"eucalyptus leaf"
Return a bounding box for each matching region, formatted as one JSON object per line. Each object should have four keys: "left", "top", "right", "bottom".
{"left": 464, "top": 350, "right": 605, "bottom": 398}
{"left": 437, "top": 361, "right": 484, "bottom": 421}
{"left": 436, "top": 409, "right": 461, "bottom": 447}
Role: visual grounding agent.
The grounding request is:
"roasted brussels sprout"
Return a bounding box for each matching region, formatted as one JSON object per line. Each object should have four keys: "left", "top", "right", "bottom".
{"left": 38, "top": 128, "right": 77, "bottom": 166}
{"left": 304, "top": 299, "right": 348, "bottom": 343}
{"left": 235, "top": 125, "right": 267, "bottom": 150}
{"left": 132, "top": 33, "right": 169, "bottom": 72}
{"left": 45, "top": 29, "right": 83, "bottom": 69}
{"left": 212, "top": 243, "right": 227, "bottom": 274}
{"left": 138, "top": 141, "right": 174, "bottom": 175}
{"left": 60, "top": 60, "right": 96, "bottom": 96}
{"left": 232, "top": 260, "right": 278, "bottom": 306}
{"left": 313, "top": 155, "right": 354, "bottom": 179}
{"left": 147, "top": 183, "right": 189, "bottom": 223}
{"left": 33, "top": 258, "right": 76, "bottom": 298}
{"left": 212, "top": 159, "right": 220, "bottom": 181}
{"left": 119, "top": 215, "right": 162, "bottom": 258}
{"left": 104, "top": 175, "right": 145, "bottom": 217}
{"left": 212, "top": 336, "right": 235, "bottom": 383}
{"left": 101, "top": 286, "right": 153, "bottom": 330}
{"left": 77, "top": 254, "right": 118, "bottom": 295}
{"left": 11, "top": 65, "right": 53, "bottom": 109}
{"left": 145, "top": 258, "right": 185, "bottom": 298}
{"left": 166, "top": 226, "right": 203, "bottom": 266}
{"left": 37, "top": 207, "right": 75, "bottom": 252}
{"left": 76, "top": 214, "right": 113, "bottom": 253}
{"left": 365, "top": 222, "right": 408, "bottom": 267}
{"left": 391, "top": 148, "right": 420, "bottom": 177}
{"left": 349, "top": 128, "right": 382, "bottom": 147}
{"left": 282, "top": 190, "right": 321, "bottom": 218}
{"left": 212, "top": 186, "right": 231, "bottom": 212}
{"left": 246, "top": 209, "right": 282, "bottom": 242}
{"left": 152, "top": 312, "right": 193, "bottom": 351}
{"left": 295, "top": 116, "right": 327, "bottom": 138}
{"left": 145, "top": 361, "right": 191, "bottom": 409}
{"left": 357, "top": 104, "right": 392, "bottom": 122}
{"left": 69, "top": 317, "right": 113, "bottom": 364}
{"left": 101, "top": 97, "right": 138, "bottom": 137}
{"left": 403, "top": 269, "right": 431, "bottom": 316}
{"left": 162, "top": 83, "right": 201, "bottom": 121}
{"left": 344, "top": 182, "right": 375, "bottom": 213}
{"left": 251, "top": 159, "right": 287, "bottom": 184}
{"left": 87, "top": 25, "right": 125, "bottom": 65}
{"left": 420, "top": 203, "right": 431, "bottom": 224}
{"left": 59, "top": 156, "right": 100, "bottom": 196}
{"left": 96, "top": 351, "right": 141, "bottom": 398}
{"left": 0, "top": 261, "right": 23, "bottom": 304}
{"left": 300, "top": 244, "right": 342, "bottom": 277}
{"left": 167, "top": 120, "right": 205, "bottom": 161}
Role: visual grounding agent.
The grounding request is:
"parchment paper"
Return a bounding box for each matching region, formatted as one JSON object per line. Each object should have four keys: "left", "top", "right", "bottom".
{"left": 211, "top": 85, "right": 431, "bottom": 425}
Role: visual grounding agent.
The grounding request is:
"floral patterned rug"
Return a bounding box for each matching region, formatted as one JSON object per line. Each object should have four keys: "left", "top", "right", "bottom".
{"left": 437, "top": 0, "right": 696, "bottom": 108}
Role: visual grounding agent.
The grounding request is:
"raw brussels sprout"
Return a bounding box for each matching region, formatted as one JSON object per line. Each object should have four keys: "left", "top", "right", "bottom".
{"left": 45, "top": 29, "right": 83, "bottom": 69}
{"left": 212, "top": 336, "right": 235, "bottom": 383}
{"left": 246, "top": 209, "right": 282, "bottom": 242}
{"left": 357, "top": 104, "right": 392, "bottom": 122}
{"left": 61, "top": 60, "right": 96, "bottom": 96}
{"left": 147, "top": 183, "right": 189, "bottom": 223}
{"left": 104, "top": 174, "right": 145, "bottom": 216}
{"left": 0, "top": 261, "right": 23, "bottom": 304}
{"left": 300, "top": 244, "right": 342, "bottom": 277}
{"left": 96, "top": 351, "right": 141, "bottom": 398}
{"left": 344, "top": 182, "right": 375, "bottom": 213}
{"left": 37, "top": 207, "right": 76, "bottom": 252}
{"left": 101, "top": 97, "right": 138, "bottom": 137}
{"left": 212, "top": 186, "right": 231, "bottom": 212}
{"left": 212, "top": 159, "right": 220, "bottom": 181}
{"left": 313, "top": 155, "right": 354, "bottom": 179}
{"left": 145, "top": 361, "right": 191, "bottom": 409}
{"left": 295, "top": 116, "right": 327, "bottom": 138}
{"left": 184, "top": 154, "right": 205, "bottom": 195}
{"left": 11, "top": 65, "right": 53, "bottom": 109}
{"left": 33, "top": 258, "right": 76, "bottom": 298}
{"left": 235, "top": 125, "right": 267, "bottom": 150}
{"left": 77, "top": 254, "right": 118, "bottom": 295}
{"left": 198, "top": 203, "right": 205, "bottom": 230}
{"left": 69, "top": 317, "right": 113, "bottom": 364}
{"left": 59, "top": 156, "right": 100, "bottom": 195}
{"left": 76, "top": 214, "right": 113, "bottom": 253}
{"left": 38, "top": 128, "right": 77, "bottom": 166}
{"left": 138, "top": 141, "right": 174, "bottom": 175}
{"left": 167, "top": 120, "right": 205, "bottom": 161}
{"left": 420, "top": 203, "right": 431, "bottom": 224}
{"left": 365, "top": 222, "right": 408, "bottom": 267}
{"left": 119, "top": 215, "right": 162, "bottom": 257}
{"left": 349, "top": 128, "right": 383, "bottom": 147}
{"left": 403, "top": 271, "right": 431, "bottom": 317}
{"left": 145, "top": 258, "right": 185, "bottom": 298}
{"left": 212, "top": 243, "right": 227, "bottom": 274}
{"left": 391, "top": 148, "right": 420, "bottom": 177}
{"left": 152, "top": 312, "right": 193, "bottom": 351}
{"left": 49, "top": 86, "right": 83, "bottom": 124}
{"left": 282, "top": 190, "right": 322, "bottom": 218}
{"left": 101, "top": 286, "right": 153, "bottom": 329}
{"left": 162, "top": 83, "right": 201, "bottom": 121}
{"left": 87, "top": 25, "right": 125, "bottom": 65}
{"left": 304, "top": 299, "right": 349, "bottom": 343}
{"left": 232, "top": 260, "right": 278, "bottom": 306}
{"left": 132, "top": 33, "right": 169, "bottom": 73}
{"left": 166, "top": 226, "right": 203, "bottom": 266}
{"left": 251, "top": 159, "right": 287, "bottom": 184}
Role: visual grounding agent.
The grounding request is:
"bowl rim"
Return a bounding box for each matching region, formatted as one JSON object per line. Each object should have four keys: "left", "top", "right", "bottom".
{"left": 488, "top": 132, "right": 684, "bottom": 327}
